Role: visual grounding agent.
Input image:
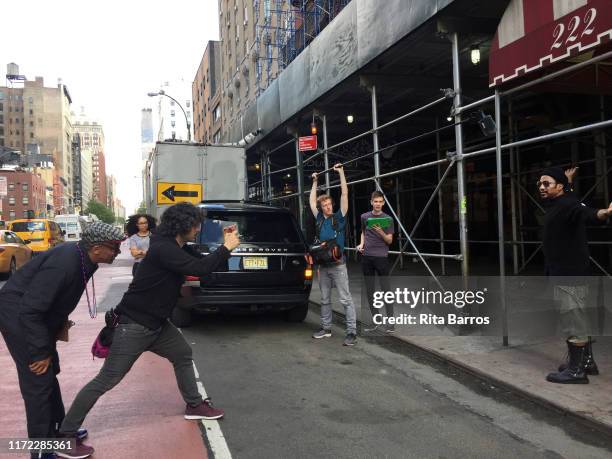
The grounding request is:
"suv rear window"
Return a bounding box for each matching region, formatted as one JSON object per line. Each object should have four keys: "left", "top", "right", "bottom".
{"left": 199, "top": 211, "right": 301, "bottom": 245}
{"left": 11, "top": 221, "right": 46, "bottom": 232}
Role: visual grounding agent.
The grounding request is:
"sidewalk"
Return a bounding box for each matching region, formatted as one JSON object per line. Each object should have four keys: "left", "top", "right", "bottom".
{"left": 0, "top": 245, "right": 208, "bottom": 459}
{"left": 309, "top": 261, "right": 612, "bottom": 434}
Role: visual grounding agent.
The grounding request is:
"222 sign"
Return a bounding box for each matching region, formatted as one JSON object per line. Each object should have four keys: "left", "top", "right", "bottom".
{"left": 551, "top": 7, "right": 598, "bottom": 51}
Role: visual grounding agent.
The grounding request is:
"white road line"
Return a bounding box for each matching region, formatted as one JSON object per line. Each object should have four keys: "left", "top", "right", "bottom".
{"left": 181, "top": 329, "right": 232, "bottom": 458}
{"left": 196, "top": 380, "right": 233, "bottom": 459}
{"left": 192, "top": 361, "right": 200, "bottom": 379}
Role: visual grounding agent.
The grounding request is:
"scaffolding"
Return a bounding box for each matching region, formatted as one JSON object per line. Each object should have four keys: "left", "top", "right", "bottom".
{"left": 253, "top": 0, "right": 351, "bottom": 95}
{"left": 251, "top": 41, "right": 612, "bottom": 345}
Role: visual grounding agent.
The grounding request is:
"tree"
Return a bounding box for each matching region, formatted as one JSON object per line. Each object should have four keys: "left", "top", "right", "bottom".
{"left": 136, "top": 201, "right": 147, "bottom": 214}
{"left": 85, "top": 200, "right": 115, "bottom": 224}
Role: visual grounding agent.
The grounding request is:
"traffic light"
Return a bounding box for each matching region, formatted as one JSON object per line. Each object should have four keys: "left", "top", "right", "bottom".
{"left": 310, "top": 122, "right": 318, "bottom": 135}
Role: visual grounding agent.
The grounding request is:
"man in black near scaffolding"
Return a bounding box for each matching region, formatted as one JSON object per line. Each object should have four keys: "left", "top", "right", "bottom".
{"left": 538, "top": 166, "right": 611, "bottom": 384}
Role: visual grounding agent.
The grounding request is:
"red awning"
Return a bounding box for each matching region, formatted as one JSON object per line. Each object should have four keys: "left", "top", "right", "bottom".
{"left": 489, "top": 0, "right": 612, "bottom": 88}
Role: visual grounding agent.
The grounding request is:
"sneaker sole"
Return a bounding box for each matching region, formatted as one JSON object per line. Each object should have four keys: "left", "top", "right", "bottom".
{"left": 55, "top": 452, "right": 92, "bottom": 459}
{"left": 343, "top": 342, "right": 357, "bottom": 346}
{"left": 184, "top": 414, "right": 225, "bottom": 420}
{"left": 545, "top": 377, "right": 589, "bottom": 384}
{"left": 312, "top": 334, "right": 332, "bottom": 339}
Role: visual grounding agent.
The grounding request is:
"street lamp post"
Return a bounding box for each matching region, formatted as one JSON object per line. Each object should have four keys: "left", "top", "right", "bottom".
{"left": 147, "top": 90, "right": 191, "bottom": 142}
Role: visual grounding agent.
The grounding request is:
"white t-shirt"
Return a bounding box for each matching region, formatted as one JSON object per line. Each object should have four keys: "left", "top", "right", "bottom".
{"left": 129, "top": 232, "right": 151, "bottom": 263}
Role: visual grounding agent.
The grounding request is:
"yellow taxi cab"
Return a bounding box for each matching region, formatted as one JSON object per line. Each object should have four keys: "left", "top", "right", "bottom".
{"left": 0, "top": 229, "right": 33, "bottom": 278}
{"left": 8, "top": 218, "right": 64, "bottom": 254}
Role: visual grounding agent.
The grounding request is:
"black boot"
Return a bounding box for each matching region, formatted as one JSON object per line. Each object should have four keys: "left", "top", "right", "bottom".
{"left": 557, "top": 337, "right": 599, "bottom": 375}
{"left": 546, "top": 340, "right": 589, "bottom": 384}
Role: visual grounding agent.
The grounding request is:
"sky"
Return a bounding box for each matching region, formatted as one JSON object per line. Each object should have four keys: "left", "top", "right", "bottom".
{"left": 0, "top": 0, "right": 219, "bottom": 214}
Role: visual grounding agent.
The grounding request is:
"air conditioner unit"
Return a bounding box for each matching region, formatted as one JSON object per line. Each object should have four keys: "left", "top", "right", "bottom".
{"left": 242, "top": 63, "right": 249, "bottom": 76}
{"left": 234, "top": 78, "right": 241, "bottom": 88}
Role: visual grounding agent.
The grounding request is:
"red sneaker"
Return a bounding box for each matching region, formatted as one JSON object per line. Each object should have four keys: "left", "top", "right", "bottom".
{"left": 55, "top": 439, "right": 94, "bottom": 459}
{"left": 184, "top": 398, "right": 225, "bottom": 420}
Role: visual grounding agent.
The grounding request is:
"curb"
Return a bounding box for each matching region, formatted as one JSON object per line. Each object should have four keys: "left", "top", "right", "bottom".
{"left": 308, "top": 300, "right": 612, "bottom": 438}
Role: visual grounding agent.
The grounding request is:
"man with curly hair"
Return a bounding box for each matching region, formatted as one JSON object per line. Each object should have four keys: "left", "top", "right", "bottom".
{"left": 57, "top": 202, "right": 240, "bottom": 458}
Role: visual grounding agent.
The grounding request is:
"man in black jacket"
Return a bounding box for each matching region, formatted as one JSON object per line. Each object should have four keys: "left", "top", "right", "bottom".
{"left": 57, "top": 202, "right": 239, "bottom": 458}
{"left": 538, "top": 167, "right": 611, "bottom": 384}
{"left": 0, "top": 222, "right": 125, "bottom": 459}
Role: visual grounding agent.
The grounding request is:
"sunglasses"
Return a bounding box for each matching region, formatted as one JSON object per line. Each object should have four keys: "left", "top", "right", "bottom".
{"left": 97, "top": 242, "right": 121, "bottom": 253}
{"left": 536, "top": 180, "right": 557, "bottom": 188}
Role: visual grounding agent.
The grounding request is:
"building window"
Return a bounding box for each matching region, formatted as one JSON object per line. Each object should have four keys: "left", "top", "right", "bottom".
{"left": 29, "top": 121, "right": 33, "bottom": 127}
{"left": 8, "top": 196, "right": 15, "bottom": 205}
{"left": 9, "top": 210, "right": 15, "bottom": 219}
{"left": 28, "top": 97, "right": 33, "bottom": 104}
{"left": 30, "top": 132, "right": 34, "bottom": 139}
{"left": 213, "top": 129, "right": 221, "bottom": 144}
{"left": 22, "top": 196, "right": 29, "bottom": 205}
{"left": 8, "top": 183, "right": 14, "bottom": 190}
{"left": 170, "top": 101, "right": 175, "bottom": 106}
{"left": 22, "top": 183, "right": 28, "bottom": 192}
{"left": 29, "top": 109, "right": 33, "bottom": 115}
{"left": 213, "top": 104, "right": 221, "bottom": 122}
{"left": 170, "top": 110, "right": 175, "bottom": 117}
{"left": 171, "top": 121, "right": 176, "bottom": 127}
{"left": 23, "top": 210, "right": 29, "bottom": 218}
{"left": 186, "top": 101, "right": 190, "bottom": 108}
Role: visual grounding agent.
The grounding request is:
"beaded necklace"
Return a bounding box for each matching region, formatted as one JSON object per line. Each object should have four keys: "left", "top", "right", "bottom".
{"left": 76, "top": 244, "right": 97, "bottom": 318}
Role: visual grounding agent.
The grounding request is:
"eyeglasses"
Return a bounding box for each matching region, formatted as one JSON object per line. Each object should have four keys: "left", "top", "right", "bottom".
{"left": 536, "top": 180, "right": 556, "bottom": 188}
{"left": 97, "top": 242, "right": 121, "bottom": 253}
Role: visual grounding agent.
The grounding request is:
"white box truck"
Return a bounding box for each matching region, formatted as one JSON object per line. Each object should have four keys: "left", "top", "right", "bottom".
{"left": 144, "top": 142, "right": 247, "bottom": 220}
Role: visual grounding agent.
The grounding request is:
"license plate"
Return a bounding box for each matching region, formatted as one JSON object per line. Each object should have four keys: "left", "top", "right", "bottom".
{"left": 243, "top": 257, "right": 268, "bottom": 270}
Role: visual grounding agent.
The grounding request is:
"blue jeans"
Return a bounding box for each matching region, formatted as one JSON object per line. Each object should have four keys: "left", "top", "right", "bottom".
{"left": 318, "top": 263, "right": 357, "bottom": 334}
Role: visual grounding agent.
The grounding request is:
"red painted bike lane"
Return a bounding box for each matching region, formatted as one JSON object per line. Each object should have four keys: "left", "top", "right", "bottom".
{"left": 0, "top": 253, "right": 209, "bottom": 459}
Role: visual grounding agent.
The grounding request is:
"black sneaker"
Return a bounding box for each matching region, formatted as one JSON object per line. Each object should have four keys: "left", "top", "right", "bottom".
{"left": 343, "top": 333, "right": 357, "bottom": 346}
{"left": 363, "top": 324, "right": 382, "bottom": 333}
{"left": 385, "top": 325, "right": 396, "bottom": 334}
{"left": 312, "top": 329, "right": 332, "bottom": 339}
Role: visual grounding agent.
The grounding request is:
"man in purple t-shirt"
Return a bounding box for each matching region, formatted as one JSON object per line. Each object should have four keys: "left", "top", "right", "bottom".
{"left": 357, "top": 190, "right": 395, "bottom": 333}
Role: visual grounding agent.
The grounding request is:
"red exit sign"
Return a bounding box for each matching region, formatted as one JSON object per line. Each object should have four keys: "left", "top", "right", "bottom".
{"left": 298, "top": 135, "right": 318, "bottom": 152}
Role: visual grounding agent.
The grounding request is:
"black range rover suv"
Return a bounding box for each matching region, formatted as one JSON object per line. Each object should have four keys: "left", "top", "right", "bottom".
{"left": 173, "top": 201, "right": 313, "bottom": 326}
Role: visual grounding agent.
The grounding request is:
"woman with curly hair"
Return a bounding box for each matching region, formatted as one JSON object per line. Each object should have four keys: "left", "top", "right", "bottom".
{"left": 58, "top": 203, "right": 240, "bottom": 457}
{"left": 126, "top": 213, "right": 156, "bottom": 276}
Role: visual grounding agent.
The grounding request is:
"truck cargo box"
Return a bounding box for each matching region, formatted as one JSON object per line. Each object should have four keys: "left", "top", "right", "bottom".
{"left": 144, "top": 142, "right": 247, "bottom": 220}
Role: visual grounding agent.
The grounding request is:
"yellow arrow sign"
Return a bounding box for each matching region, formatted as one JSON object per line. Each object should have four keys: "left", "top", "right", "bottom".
{"left": 157, "top": 182, "right": 202, "bottom": 205}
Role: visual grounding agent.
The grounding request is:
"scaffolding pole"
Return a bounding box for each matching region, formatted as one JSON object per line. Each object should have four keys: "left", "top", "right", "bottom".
{"left": 452, "top": 32, "right": 469, "bottom": 281}
{"left": 495, "top": 90, "right": 509, "bottom": 347}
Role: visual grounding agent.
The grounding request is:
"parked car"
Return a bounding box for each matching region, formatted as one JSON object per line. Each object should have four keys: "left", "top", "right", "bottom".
{"left": 0, "top": 230, "right": 33, "bottom": 278}
{"left": 173, "top": 201, "right": 313, "bottom": 327}
{"left": 0, "top": 220, "right": 6, "bottom": 230}
{"left": 9, "top": 218, "right": 64, "bottom": 254}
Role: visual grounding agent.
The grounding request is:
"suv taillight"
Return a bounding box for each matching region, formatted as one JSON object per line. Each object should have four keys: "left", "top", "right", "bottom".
{"left": 305, "top": 267, "right": 313, "bottom": 280}
{"left": 185, "top": 276, "right": 199, "bottom": 281}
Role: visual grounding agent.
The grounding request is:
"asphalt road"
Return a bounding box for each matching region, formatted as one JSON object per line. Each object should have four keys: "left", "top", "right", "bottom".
{"left": 183, "top": 312, "right": 612, "bottom": 459}
{"left": 3, "top": 254, "right": 612, "bottom": 458}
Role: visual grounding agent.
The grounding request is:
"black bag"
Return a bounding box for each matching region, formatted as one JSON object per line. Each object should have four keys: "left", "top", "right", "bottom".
{"left": 309, "top": 215, "right": 343, "bottom": 265}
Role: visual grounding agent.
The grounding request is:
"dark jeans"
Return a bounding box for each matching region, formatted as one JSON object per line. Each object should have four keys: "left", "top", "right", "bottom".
{"left": 362, "top": 256, "right": 394, "bottom": 320}
{"left": 0, "top": 329, "right": 65, "bottom": 441}
{"left": 131, "top": 262, "right": 140, "bottom": 277}
{"left": 59, "top": 317, "right": 202, "bottom": 435}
